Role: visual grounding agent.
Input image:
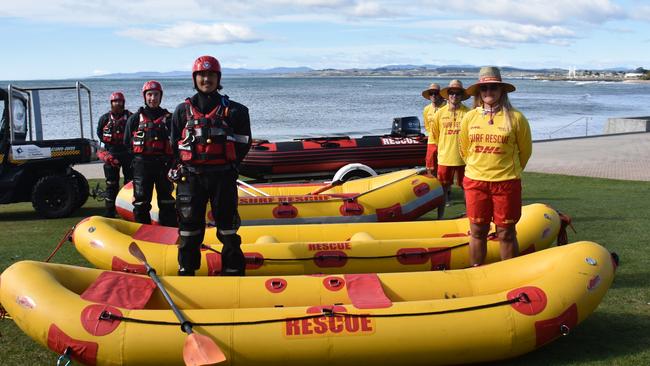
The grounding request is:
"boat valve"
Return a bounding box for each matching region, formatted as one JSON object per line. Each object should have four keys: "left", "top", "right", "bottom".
{"left": 517, "top": 292, "right": 531, "bottom": 304}
{"left": 560, "top": 324, "right": 571, "bottom": 336}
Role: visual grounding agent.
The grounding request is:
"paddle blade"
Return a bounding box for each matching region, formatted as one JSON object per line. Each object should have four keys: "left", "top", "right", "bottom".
{"left": 183, "top": 333, "right": 226, "bottom": 366}
{"left": 128, "top": 242, "right": 147, "bottom": 263}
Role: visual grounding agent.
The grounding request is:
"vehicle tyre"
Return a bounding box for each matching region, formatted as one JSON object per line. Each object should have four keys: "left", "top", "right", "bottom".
{"left": 31, "top": 175, "right": 79, "bottom": 218}
{"left": 69, "top": 169, "right": 90, "bottom": 209}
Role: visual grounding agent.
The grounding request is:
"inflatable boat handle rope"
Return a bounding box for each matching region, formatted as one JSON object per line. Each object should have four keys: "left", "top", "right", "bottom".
{"left": 44, "top": 226, "right": 75, "bottom": 263}
{"left": 99, "top": 292, "right": 534, "bottom": 327}
{"left": 201, "top": 241, "right": 469, "bottom": 265}
{"left": 56, "top": 347, "right": 72, "bottom": 366}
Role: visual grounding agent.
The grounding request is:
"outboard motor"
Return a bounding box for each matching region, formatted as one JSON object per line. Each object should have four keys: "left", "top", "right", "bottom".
{"left": 391, "top": 116, "right": 421, "bottom": 137}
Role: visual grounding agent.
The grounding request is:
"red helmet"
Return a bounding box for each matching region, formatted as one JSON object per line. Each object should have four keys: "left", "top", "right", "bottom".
{"left": 110, "top": 92, "right": 125, "bottom": 102}
{"left": 142, "top": 80, "right": 163, "bottom": 101}
{"left": 193, "top": 55, "right": 221, "bottom": 75}
{"left": 142, "top": 80, "right": 163, "bottom": 95}
{"left": 192, "top": 56, "right": 222, "bottom": 91}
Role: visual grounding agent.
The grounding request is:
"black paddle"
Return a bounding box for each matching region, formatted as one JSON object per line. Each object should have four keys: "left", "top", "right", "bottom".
{"left": 128, "top": 242, "right": 226, "bottom": 365}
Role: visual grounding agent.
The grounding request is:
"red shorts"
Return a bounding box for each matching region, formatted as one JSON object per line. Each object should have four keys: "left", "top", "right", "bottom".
{"left": 437, "top": 165, "right": 465, "bottom": 187}
{"left": 463, "top": 177, "right": 521, "bottom": 227}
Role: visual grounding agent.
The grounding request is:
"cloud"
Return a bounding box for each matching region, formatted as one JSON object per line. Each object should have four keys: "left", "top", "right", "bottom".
{"left": 440, "top": 0, "right": 625, "bottom": 25}
{"left": 629, "top": 5, "right": 650, "bottom": 21}
{"left": 455, "top": 22, "right": 577, "bottom": 49}
{"left": 118, "top": 22, "right": 261, "bottom": 48}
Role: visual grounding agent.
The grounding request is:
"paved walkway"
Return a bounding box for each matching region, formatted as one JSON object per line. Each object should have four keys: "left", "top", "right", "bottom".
{"left": 76, "top": 132, "right": 650, "bottom": 182}
{"left": 526, "top": 133, "right": 650, "bottom": 182}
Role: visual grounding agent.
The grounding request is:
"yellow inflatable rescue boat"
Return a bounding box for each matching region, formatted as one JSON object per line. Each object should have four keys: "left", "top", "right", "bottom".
{"left": 73, "top": 203, "right": 564, "bottom": 275}
{"left": 0, "top": 242, "right": 616, "bottom": 365}
{"left": 115, "top": 169, "right": 443, "bottom": 225}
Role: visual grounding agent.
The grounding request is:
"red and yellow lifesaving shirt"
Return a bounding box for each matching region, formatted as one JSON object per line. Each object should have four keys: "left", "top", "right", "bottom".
{"left": 459, "top": 107, "right": 532, "bottom": 182}
{"left": 422, "top": 103, "right": 439, "bottom": 141}
{"left": 429, "top": 104, "right": 468, "bottom": 167}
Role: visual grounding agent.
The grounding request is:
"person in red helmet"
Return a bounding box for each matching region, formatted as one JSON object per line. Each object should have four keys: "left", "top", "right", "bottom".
{"left": 123, "top": 81, "right": 177, "bottom": 226}
{"left": 170, "top": 55, "right": 252, "bottom": 276}
{"left": 96, "top": 92, "right": 133, "bottom": 217}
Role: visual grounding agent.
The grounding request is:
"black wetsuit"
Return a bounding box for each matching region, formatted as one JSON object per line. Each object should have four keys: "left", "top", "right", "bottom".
{"left": 97, "top": 110, "right": 133, "bottom": 217}
{"left": 170, "top": 91, "right": 252, "bottom": 276}
{"left": 124, "top": 106, "right": 177, "bottom": 226}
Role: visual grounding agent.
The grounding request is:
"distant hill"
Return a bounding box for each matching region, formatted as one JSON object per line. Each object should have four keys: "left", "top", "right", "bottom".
{"left": 92, "top": 67, "right": 314, "bottom": 79}
{"left": 91, "top": 64, "right": 639, "bottom": 79}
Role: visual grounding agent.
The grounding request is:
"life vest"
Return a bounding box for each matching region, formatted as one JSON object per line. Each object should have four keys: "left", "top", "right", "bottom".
{"left": 101, "top": 112, "right": 128, "bottom": 144}
{"left": 131, "top": 109, "right": 173, "bottom": 156}
{"left": 178, "top": 97, "right": 240, "bottom": 165}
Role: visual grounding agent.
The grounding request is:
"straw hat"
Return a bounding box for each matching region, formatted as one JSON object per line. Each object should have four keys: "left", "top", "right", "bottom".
{"left": 440, "top": 79, "right": 470, "bottom": 101}
{"left": 465, "top": 66, "right": 516, "bottom": 96}
{"left": 421, "top": 83, "right": 441, "bottom": 100}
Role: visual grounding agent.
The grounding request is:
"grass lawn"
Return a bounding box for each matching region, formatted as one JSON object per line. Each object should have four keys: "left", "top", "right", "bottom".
{"left": 1, "top": 173, "right": 649, "bottom": 365}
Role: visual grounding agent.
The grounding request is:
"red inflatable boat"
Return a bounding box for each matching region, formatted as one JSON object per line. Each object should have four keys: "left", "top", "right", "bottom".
{"left": 240, "top": 117, "right": 426, "bottom": 180}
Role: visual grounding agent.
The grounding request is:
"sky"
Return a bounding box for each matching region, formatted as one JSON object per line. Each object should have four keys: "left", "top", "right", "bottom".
{"left": 2, "top": 0, "right": 650, "bottom": 80}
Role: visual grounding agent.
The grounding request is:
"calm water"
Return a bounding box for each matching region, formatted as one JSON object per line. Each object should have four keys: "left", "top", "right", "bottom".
{"left": 3, "top": 77, "right": 650, "bottom": 141}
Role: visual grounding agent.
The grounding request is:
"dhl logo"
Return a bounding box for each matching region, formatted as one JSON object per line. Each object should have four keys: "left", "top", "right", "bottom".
{"left": 474, "top": 145, "right": 503, "bottom": 154}
{"left": 285, "top": 306, "right": 375, "bottom": 338}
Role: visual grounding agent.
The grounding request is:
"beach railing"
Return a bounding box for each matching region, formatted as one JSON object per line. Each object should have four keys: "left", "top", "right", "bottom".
{"left": 548, "top": 116, "right": 592, "bottom": 139}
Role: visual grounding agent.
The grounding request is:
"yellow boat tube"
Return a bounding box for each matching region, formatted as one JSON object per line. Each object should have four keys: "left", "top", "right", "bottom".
{"left": 115, "top": 169, "right": 443, "bottom": 225}
{"left": 0, "top": 242, "right": 616, "bottom": 366}
{"left": 73, "top": 203, "right": 563, "bottom": 276}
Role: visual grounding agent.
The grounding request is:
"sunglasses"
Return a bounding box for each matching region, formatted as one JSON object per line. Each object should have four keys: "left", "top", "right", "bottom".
{"left": 479, "top": 84, "right": 500, "bottom": 92}
{"left": 447, "top": 91, "right": 463, "bottom": 96}
{"left": 429, "top": 90, "right": 439, "bottom": 96}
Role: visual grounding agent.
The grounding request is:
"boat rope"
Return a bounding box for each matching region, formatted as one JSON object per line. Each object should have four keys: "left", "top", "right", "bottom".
{"left": 56, "top": 347, "right": 72, "bottom": 366}
{"left": 99, "top": 293, "right": 529, "bottom": 327}
{"left": 0, "top": 302, "right": 11, "bottom": 320}
{"left": 44, "top": 226, "right": 74, "bottom": 262}
{"left": 201, "top": 242, "right": 469, "bottom": 263}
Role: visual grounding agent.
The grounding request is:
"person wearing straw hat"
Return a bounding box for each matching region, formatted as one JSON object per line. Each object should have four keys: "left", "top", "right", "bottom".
{"left": 421, "top": 83, "right": 445, "bottom": 172}
{"left": 429, "top": 79, "right": 470, "bottom": 219}
{"left": 459, "top": 66, "right": 532, "bottom": 266}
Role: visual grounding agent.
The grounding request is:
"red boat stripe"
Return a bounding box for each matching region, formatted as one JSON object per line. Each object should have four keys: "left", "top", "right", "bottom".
{"left": 206, "top": 252, "right": 222, "bottom": 276}
{"left": 47, "top": 324, "right": 99, "bottom": 366}
{"left": 344, "top": 273, "right": 393, "bottom": 309}
{"left": 81, "top": 271, "right": 156, "bottom": 309}
{"left": 132, "top": 224, "right": 179, "bottom": 245}
{"left": 535, "top": 303, "right": 578, "bottom": 347}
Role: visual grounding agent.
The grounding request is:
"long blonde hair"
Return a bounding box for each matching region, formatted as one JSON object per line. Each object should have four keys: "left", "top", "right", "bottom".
{"left": 473, "top": 91, "right": 514, "bottom": 133}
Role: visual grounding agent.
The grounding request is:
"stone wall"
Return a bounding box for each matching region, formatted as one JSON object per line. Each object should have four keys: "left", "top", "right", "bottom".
{"left": 604, "top": 117, "right": 650, "bottom": 134}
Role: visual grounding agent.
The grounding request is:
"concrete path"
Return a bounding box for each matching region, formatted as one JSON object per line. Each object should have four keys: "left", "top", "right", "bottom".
{"left": 526, "top": 133, "right": 650, "bottom": 182}
{"left": 75, "top": 132, "right": 650, "bottom": 182}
